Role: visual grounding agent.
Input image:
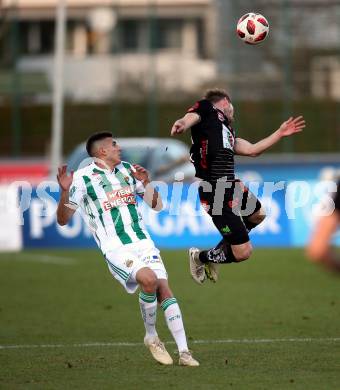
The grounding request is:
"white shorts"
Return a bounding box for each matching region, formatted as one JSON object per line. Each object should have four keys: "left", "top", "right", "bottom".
{"left": 104, "top": 239, "right": 168, "bottom": 294}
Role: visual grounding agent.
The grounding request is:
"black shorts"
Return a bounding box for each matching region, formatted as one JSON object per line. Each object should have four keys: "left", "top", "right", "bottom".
{"left": 199, "top": 180, "right": 262, "bottom": 245}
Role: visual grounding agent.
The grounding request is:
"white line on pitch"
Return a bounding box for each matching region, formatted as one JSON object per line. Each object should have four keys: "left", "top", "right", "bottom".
{"left": 1, "top": 337, "right": 339, "bottom": 350}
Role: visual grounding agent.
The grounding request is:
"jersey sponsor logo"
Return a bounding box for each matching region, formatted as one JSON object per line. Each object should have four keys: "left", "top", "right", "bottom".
{"left": 143, "top": 255, "right": 162, "bottom": 265}
{"left": 103, "top": 187, "right": 136, "bottom": 210}
{"left": 222, "top": 124, "right": 235, "bottom": 150}
{"left": 200, "top": 140, "right": 208, "bottom": 169}
{"left": 228, "top": 131, "right": 235, "bottom": 149}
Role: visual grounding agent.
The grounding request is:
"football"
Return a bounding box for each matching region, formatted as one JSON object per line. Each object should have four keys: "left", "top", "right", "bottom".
{"left": 236, "top": 13, "right": 269, "bottom": 45}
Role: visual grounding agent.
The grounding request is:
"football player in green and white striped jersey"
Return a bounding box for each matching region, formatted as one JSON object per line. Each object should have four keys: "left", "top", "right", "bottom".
{"left": 56, "top": 132, "right": 199, "bottom": 367}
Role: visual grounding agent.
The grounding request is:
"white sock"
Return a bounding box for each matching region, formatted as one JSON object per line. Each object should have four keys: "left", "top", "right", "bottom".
{"left": 161, "top": 297, "right": 188, "bottom": 353}
{"left": 139, "top": 291, "right": 158, "bottom": 339}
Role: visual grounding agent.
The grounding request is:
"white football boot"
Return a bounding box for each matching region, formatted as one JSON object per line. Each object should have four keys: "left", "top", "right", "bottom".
{"left": 204, "top": 262, "right": 219, "bottom": 283}
{"left": 189, "top": 248, "right": 206, "bottom": 285}
{"left": 144, "top": 336, "right": 173, "bottom": 365}
{"left": 179, "top": 350, "right": 200, "bottom": 367}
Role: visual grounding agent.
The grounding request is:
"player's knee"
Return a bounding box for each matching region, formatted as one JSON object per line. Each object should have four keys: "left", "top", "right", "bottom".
{"left": 138, "top": 269, "right": 158, "bottom": 293}
{"left": 256, "top": 212, "right": 266, "bottom": 225}
{"left": 234, "top": 246, "right": 253, "bottom": 262}
{"left": 252, "top": 208, "right": 266, "bottom": 225}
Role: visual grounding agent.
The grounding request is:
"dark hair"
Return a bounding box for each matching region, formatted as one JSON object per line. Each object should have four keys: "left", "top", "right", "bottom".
{"left": 86, "top": 132, "right": 113, "bottom": 157}
{"left": 204, "top": 88, "right": 231, "bottom": 103}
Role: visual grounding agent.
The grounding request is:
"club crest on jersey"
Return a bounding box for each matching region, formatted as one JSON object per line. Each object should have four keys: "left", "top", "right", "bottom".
{"left": 125, "top": 260, "right": 134, "bottom": 268}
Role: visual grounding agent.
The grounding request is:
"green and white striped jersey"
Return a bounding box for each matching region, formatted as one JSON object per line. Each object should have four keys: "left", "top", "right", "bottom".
{"left": 69, "top": 161, "right": 152, "bottom": 253}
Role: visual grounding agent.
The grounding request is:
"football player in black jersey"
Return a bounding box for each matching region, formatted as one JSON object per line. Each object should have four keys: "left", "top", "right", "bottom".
{"left": 307, "top": 181, "right": 340, "bottom": 273}
{"left": 171, "top": 88, "right": 305, "bottom": 284}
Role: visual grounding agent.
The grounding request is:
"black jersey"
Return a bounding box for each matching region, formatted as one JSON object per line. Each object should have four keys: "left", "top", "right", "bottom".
{"left": 188, "top": 99, "right": 236, "bottom": 182}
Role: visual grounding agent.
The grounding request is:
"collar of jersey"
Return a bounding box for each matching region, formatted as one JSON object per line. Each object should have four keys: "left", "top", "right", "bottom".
{"left": 217, "top": 107, "right": 226, "bottom": 117}
{"left": 91, "top": 161, "right": 120, "bottom": 174}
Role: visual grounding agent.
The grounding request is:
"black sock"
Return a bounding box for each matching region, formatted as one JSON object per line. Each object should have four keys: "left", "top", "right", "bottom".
{"left": 199, "top": 239, "right": 224, "bottom": 263}
{"left": 219, "top": 243, "right": 237, "bottom": 263}
{"left": 199, "top": 241, "right": 237, "bottom": 264}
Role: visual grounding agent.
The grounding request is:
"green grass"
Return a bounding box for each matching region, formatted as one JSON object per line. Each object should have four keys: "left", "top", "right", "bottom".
{"left": 0, "top": 249, "right": 339, "bottom": 389}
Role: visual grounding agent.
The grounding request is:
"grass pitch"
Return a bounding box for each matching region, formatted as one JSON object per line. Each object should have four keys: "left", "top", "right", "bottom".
{"left": 0, "top": 248, "right": 339, "bottom": 389}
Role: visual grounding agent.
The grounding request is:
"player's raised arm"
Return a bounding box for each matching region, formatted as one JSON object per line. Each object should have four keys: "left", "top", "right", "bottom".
{"left": 131, "top": 164, "right": 163, "bottom": 211}
{"left": 56, "top": 165, "right": 76, "bottom": 226}
{"left": 234, "top": 115, "right": 306, "bottom": 157}
{"left": 171, "top": 113, "right": 200, "bottom": 136}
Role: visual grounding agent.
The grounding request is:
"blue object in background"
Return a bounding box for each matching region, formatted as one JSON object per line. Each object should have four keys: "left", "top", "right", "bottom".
{"left": 22, "top": 162, "right": 340, "bottom": 249}
{"left": 22, "top": 187, "right": 96, "bottom": 249}
{"left": 236, "top": 160, "right": 340, "bottom": 182}
{"left": 21, "top": 182, "right": 293, "bottom": 249}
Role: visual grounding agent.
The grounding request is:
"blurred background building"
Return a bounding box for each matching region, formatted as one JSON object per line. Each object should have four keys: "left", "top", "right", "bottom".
{"left": 1, "top": 0, "right": 217, "bottom": 101}
{"left": 1, "top": 0, "right": 340, "bottom": 158}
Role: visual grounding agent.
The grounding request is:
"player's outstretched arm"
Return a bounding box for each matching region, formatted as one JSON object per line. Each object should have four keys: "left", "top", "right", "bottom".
{"left": 234, "top": 116, "right": 306, "bottom": 157}
{"left": 56, "top": 165, "right": 76, "bottom": 226}
{"left": 132, "top": 165, "right": 163, "bottom": 211}
{"left": 170, "top": 113, "right": 200, "bottom": 136}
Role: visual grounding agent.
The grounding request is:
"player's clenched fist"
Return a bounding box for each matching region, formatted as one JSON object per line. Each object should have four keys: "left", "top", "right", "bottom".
{"left": 131, "top": 164, "right": 150, "bottom": 185}
{"left": 171, "top": 119, "right": 186, "bottom": 136}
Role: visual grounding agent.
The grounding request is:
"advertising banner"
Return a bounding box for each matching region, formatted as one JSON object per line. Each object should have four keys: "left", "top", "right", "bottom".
{"left": 21, "top": 179, "right": 340, "bottom": 249}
